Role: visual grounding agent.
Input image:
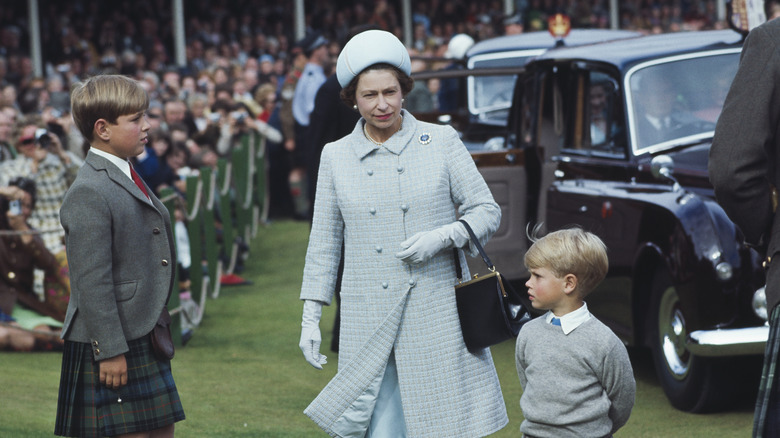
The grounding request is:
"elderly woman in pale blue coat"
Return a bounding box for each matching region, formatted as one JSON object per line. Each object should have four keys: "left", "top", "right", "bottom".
{"left": 299, "top": 30, "right": 507, "bottom": 437}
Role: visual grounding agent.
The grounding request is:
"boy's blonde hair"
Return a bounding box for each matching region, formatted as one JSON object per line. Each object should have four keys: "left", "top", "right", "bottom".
{"left": 71, "top": 75, "right": 149, "bottom": 142}
{"left": 524, "top": 227, "right": 608, "bottom": 297}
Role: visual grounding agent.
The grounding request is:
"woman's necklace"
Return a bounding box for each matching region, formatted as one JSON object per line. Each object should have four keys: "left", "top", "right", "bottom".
{"left": 364, "top": 117, "right": 403, "bottom": 146}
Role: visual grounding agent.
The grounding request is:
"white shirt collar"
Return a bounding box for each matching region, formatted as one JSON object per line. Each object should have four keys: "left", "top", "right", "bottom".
{"left": 546, "top": 303, "right": 591, "bottom": 335}
{"left": 90, "top": 147, "right": 132, "bottom": 180}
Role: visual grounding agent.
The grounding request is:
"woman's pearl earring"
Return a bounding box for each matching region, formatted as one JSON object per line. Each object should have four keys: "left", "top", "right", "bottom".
{"left": 353, "top": 105, "right": 358, "bottom": 110}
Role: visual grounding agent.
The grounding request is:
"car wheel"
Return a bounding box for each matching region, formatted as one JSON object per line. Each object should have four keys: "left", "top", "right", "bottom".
{"left": 648, "top": 269, "right": 722, "bottom": 412}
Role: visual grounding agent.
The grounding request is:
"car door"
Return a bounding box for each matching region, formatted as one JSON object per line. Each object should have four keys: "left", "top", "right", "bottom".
{"left": 462, "top": 68, "right": 548, "bottom": 282}
{"left": 466, "top": 143, "right": 529, "bottom": 280}
{"left": 412, "top": 66, "right": 532, "bottom": 281}
{"left": 541, "top": 65, "right": 638, "bottom": 338}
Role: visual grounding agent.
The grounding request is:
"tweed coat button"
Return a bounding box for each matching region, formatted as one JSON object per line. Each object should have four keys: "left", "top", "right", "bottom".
{"left": 408, "top": 278, "right": 416, "bottom": 286}
{"left": 397, "top": 166, "right": 404, "bottom": 173}
{"left": 369, "top": 207, "right": 376, "bottom": 215}
{"left": 92, "top": 340, "right": 99, "bottom": 347}
{"left": 162, "top": 259, "right": 169, "bottom": 266}
{"left": 95, "top": 348, "right": 101, "bottom": 355}
{"left": 382, "top": 282, "right": 389, "bottom": 289}
{"left": 153, "top": 227, "right": 161, "bottom": 234}
{"left": 400, "top": 204, "right": 408, "bottom": 212}
{"left": 366, "top": 169, "right": 374, "bottom": 176}
{"left": 375, "top": 246, "right": 382, "bottom": 253}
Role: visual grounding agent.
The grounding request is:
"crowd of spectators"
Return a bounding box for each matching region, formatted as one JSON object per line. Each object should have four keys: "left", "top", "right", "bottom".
{"left": 0, "top": 0, "right": 776, "bottom": 351}
{"left": 0, "top": 1, "right": 751, "bottom": 95}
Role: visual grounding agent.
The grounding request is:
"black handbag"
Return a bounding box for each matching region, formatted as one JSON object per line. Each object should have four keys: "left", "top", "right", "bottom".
{"left": 454, "top": 220, "right": 531, "bottom": 352}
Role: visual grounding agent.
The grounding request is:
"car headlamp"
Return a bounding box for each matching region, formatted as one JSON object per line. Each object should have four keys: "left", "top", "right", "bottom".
{"left": 753, "top": 286, "right": 768, "bottom": 321}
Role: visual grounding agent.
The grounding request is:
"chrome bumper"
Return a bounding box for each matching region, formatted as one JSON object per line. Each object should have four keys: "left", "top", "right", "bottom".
{"left": 687, "top": 325, "right": 769, "bottom": 357}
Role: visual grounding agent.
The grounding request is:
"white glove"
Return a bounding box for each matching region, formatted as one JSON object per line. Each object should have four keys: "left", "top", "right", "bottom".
{"left": 395, "top": 222, "right": 470, "bottom": 265}
{"left": 299, "top": 300, "right": 327, "bottom": 369}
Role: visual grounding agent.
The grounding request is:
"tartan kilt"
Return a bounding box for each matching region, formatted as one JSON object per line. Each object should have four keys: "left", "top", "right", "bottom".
{"left": 754, "top": 305, "right": 780, "bottom": 438}
{"left": 55, "top": 334, "right": 185, "bottom": 437}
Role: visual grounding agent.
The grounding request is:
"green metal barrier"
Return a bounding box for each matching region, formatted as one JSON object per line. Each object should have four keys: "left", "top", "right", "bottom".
{"left": 199, "top": 167, "right": 223, "bottom": 298}
{"left": 162, "top": 128, "right": 271, "bottom": 344}
{"left": 254, "top": 130, "right": 269, "bottom": 229}
{"left": 231, "top": 134, "right": 254, "bottom": 246}
{"left": 159, "top": 187, "right": 183, "bottom": 347}
{"left": 216, "top": 158, "right": 238, "bottom": 275}
{"left": 184, "top": 174, "right": 207, "bottom": 325}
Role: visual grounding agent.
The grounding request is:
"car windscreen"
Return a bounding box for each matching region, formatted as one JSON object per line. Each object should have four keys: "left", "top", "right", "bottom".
{"left": 467, "top": 50, "right": 544, "bottom": 124}
{"left": 626, "top": 50, "right": 740, "bottom": 155}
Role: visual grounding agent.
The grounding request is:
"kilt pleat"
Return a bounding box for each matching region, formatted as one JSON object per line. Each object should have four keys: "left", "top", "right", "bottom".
{"left": 55, "top": 335, "right": 185, "bottom": 437}
{"left": 54, "top": 340, "right": 85, "bottom": 435}
{"left": 754, "top": 305, "right": 780, "bottom": 438}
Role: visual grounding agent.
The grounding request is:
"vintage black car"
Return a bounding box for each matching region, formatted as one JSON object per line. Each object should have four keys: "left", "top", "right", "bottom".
{"left": 462, "top": 28, "right": 767, "bottom": 412}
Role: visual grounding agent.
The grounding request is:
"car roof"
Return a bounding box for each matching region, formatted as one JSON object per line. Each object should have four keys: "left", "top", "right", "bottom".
{"left": 533, "top": 29, "right": 743, "bottom": 69}
{"left": 466, "top": 29, "right": 642, "bottom": 58}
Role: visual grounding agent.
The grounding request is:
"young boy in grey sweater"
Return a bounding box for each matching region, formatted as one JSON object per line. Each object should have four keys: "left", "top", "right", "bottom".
{"left": 515, "top": 228, "right": 635, "bottom": 437}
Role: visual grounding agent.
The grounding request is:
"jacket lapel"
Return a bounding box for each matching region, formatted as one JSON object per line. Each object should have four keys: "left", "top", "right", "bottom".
{"left": 86, "top": 152, "right": 155, "bottom": 206}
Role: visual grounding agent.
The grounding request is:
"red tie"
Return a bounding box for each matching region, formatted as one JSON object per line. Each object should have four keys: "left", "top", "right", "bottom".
{"left": 129, "top": 164, "right": 150, "bottom": 198}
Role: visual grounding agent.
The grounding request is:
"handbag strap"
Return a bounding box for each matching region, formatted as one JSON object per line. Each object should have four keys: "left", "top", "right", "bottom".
{"left": 453, "top": 219, "right": 493, "bottom": 282}
{"left": 458, "top": 219, "right": 494, "bottom": 272}
{"left": 452, "top": 220, "right": 533, "bottom": 310}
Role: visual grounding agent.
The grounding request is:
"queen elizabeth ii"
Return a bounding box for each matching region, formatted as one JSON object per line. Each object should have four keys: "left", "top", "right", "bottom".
{"left": 298, "top": 30, "right": 506, "bottom": 437}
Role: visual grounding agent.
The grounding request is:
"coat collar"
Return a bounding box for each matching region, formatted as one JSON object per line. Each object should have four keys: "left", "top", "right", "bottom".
{"left": 352, "top": 109, "right": 418, "bottom": 159}
{"left": 85, "top": 151, "right": 153, "bottom": 205}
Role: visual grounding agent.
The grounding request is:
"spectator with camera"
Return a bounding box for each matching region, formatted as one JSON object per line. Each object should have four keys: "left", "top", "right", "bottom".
{"left": 0, "top": 116, "right": 81, "bottom": 253}
{"left": 0, "top": 177, "right": 68, "bottom": 351}
{"left": 208, "top": 101, "right": 281, "bottom": 160}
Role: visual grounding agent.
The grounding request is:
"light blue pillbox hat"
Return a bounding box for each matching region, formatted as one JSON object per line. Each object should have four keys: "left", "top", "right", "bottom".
{"left": 336, "top": 30, "right": 411, "bottom": 88}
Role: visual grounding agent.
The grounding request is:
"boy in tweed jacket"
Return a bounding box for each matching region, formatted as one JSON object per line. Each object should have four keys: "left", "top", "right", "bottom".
{"left": 55, "top": 74, "right": 184, "bottom": 437}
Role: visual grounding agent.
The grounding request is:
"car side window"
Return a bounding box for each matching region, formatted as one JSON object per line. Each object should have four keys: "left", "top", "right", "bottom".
{"left": 557, "top": 69, "right": 626, "bottom": 157}
{"left": 585, "top": 71, "right": 626, "bottom": 156}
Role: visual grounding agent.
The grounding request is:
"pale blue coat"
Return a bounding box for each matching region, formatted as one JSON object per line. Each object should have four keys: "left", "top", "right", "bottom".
{"left": 301, "top": 111, "right": 508, "bottom": 437}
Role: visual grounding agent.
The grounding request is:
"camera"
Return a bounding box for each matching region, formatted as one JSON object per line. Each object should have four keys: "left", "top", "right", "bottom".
{"left": 208, "top": 112, "right": 221, "bottom": 123}
{"left": 8, "top": 199, "right": 22, "bottom": 216}
{"left": 35, "top": 128, "right": 51, "bottom": 149}
{"left": 231, "top": 111, "right": 247, "bottom": 124}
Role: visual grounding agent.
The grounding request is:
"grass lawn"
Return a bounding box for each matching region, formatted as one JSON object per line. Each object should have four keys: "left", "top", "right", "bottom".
{"left": 0, "top": 220, "right": 754, "bottom": 436}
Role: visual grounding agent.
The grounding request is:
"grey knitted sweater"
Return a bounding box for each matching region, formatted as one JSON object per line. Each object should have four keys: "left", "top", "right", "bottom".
{"left": 515, "top": 314, "right": 636, "bottom": 437}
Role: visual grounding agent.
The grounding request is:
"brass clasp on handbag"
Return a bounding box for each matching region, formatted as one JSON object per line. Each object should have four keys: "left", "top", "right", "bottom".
{"left": 454, "top": 270, "right": 508, "bottom": 298}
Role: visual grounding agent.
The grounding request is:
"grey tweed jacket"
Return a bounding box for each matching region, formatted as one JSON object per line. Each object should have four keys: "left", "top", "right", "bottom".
{"left": 301, "top": 111, "right": 507, "bottom": 437}
{"left": 60, "top": 151, "right": 176, "bottom": 360}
